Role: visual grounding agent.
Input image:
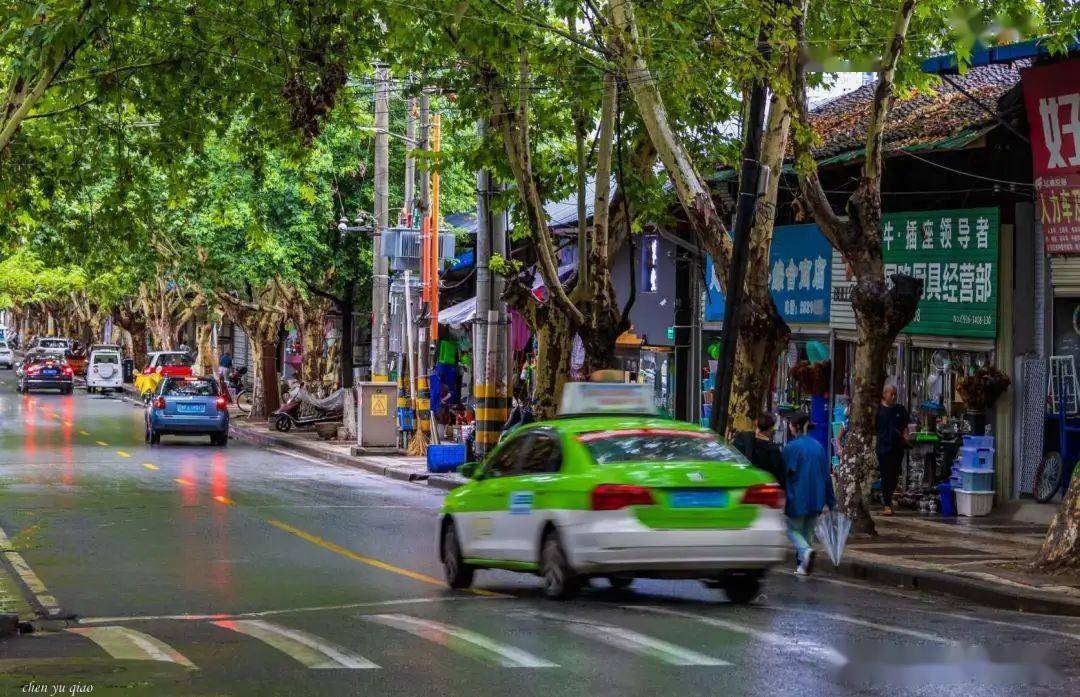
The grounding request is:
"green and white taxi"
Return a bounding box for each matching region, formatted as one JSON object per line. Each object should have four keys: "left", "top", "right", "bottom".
{"left": 438, "top": 383, "right": 787, "bottom": 601}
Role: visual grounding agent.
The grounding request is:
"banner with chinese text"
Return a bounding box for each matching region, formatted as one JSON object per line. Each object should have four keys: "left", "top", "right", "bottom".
{"left": 1022, "top": 59, "right": 1080, "bottom": 253}
{"left": 881, "top": 208, "right": 999, "bottom": 338}
{"left": 704, "top": 224, "right": 831, "bottom": 324}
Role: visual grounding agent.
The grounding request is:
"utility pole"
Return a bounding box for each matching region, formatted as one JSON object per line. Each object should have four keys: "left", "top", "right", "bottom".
{"left": 402, "top": 91, "right": 417, "bottom": 226}
{"left": 473, "top": 122, "right": 510, "bottom": 457}
{"left": 710, "top": 46, "right": 769, "bottom": 436}
{"left": 371, "top": 63, "right": 391, "bottom": 382}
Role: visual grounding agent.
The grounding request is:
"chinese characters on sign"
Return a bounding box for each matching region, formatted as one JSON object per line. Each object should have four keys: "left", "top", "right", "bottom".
{"left": 1022, "top": 59, "right": 1080, "bottom": 253}
{"left": 881, "top": 208, "right": 999, "bottom": 338}
{"left": 768, "top": 223, "right": 832, "bottom": 323}
{"left": 703, "top": 224, "right": 831, "bottom": 324}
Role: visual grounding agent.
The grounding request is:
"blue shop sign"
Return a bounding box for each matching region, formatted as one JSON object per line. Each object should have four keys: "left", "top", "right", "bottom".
{"left": 704, "top": 223, "right": 831, "bottom": 324}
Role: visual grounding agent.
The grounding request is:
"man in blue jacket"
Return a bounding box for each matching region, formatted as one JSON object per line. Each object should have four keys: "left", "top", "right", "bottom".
{"left": 782, "top": 412, "right": 836, "bottom": 576}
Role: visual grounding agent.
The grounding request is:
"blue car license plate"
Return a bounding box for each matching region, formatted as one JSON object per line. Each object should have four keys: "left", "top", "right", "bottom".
{"left": 669, "top": 489, "right": 727, "bottom": 508}
{"left": 176, "top": 404, "right": 204, "bottom": 414}
{"left": 42, "top": 369, "right": 57, "bottom": 376}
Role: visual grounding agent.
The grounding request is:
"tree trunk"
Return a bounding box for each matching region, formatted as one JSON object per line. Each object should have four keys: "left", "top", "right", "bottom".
{"left": 1033, "top": 465, "right": 1080, "bottom": 570}
{"left": 194, "top": 322, "right": 215, "bottom": 376}
{"left": 339, "top": 283, "right": 355, "bottom": 389}
{"left": 533, "top": 317, "right": 574, "bottom": 420}
{"left": 299, "top": 312, "right": 329, "bottom": 388}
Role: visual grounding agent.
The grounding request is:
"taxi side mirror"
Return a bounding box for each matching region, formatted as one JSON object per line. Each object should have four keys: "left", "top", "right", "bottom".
{"left": 460, "top": 461, "right": 480, "bottom": 479}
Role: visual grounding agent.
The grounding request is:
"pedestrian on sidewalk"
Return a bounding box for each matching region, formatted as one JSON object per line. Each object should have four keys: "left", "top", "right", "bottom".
{"left": 218, "top": 351, "right": 232, "bottom": 380}
{"left": 783, "top": 412, "right": 835, "bottom": 576}
{"left": 732, "top": 413, "right": 786, "bottom": 491}
{"left": 876, "top": 384, "right": 909, "bottom": 516}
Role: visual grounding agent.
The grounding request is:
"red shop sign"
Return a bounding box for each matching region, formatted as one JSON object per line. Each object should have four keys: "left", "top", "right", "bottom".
{"left": 1022, "top": 58, "right": 1080, "bottom": 254}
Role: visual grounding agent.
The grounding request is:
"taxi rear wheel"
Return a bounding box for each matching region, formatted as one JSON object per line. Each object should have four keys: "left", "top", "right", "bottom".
{"left": 441, "top": 522, "right": 474, "bottom": 589}
{"left": 717, "top": 572, "right": 762, "bottom": 604}
{"left": 540, "top": 531, "right": 580, "bottom": 600}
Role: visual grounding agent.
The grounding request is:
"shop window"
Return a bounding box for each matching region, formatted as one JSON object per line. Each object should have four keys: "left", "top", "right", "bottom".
{"left": 641, "top": 236, "right": 659, "bottom": 293}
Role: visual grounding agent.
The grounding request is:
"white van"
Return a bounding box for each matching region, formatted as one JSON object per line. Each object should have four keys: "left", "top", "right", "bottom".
{"left": 86, "top": 345, "right": 123, "bottom": 393}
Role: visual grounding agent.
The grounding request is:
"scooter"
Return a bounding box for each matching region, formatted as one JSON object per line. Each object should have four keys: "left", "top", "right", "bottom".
{"left": 271, "top": 387, "right": 344, "bottom": 432}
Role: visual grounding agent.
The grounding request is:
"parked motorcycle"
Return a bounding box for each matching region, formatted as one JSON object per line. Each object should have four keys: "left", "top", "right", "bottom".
{"left": 271, "top": 387, "right": 344, "bottom": 432}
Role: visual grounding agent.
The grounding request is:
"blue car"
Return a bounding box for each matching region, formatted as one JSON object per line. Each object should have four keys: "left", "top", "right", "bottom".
{"left": 145, "top": 376, "right": 229, "bottom": 446}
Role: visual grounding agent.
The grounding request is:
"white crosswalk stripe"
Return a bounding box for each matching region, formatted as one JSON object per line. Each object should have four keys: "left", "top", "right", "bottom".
{"left": 625, "top": 606, "right": 847, "bottom": 667}
{"left": 521, "top": 610, "right": 729, "bottom": 667}
{"left": 210, "top": 619, "right": 379, "bottom": 669}
{"left": 67, "top": 626, "right": 196, "bottom": 669}
{"left": 364, "top": 613, "right": 558, "bottom": 668}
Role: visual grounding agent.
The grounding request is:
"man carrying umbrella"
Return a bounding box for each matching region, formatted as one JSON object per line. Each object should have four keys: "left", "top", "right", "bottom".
{"left": 782, "top": 412, "right": 836, "bottom": 576}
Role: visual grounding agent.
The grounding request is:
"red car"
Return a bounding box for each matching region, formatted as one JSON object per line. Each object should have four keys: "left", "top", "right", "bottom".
{"left": 142, "top": 351, "right": 194, "bottom": 378}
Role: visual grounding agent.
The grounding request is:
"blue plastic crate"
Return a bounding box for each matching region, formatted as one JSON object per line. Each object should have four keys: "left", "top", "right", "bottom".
{"left": 396, "top": 407, "right": 414, "bottom": 432}
{"left": 963, "top": 435, "right": 995, "bottom": 450}
{"left": 955, "top": 467, "right": 994, "bottom": 492}
{"left": 955, "top": 446, "right": 994, "bottom": 471}
{"left": 427, "top": 443, "right": 466, "bottom": 473}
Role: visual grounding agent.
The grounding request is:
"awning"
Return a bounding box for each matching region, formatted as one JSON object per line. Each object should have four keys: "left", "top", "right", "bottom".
{"left": 439, "top": 297, "right": 476, "bottom": 327}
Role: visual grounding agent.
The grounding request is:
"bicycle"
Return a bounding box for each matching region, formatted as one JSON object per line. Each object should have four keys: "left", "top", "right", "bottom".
{"left": 223, "top": 366, "right": 252, "bottom": 415}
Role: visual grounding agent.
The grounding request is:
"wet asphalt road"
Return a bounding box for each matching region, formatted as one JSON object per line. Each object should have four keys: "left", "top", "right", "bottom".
{"left": 0, "top": 380, "right": 1078, "bottom": 696}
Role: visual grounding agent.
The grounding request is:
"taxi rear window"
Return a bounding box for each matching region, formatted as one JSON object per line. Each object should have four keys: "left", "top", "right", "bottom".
{"left": 578, "top": 429, "right": 745, "bottom": 465}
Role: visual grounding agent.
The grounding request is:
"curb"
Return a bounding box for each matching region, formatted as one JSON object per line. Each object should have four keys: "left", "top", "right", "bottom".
{"left": 228, "top": 423, "right": 440, "bottom": 487}
{"left": 829, "top": 554, "right": 1080, "bottom": 617}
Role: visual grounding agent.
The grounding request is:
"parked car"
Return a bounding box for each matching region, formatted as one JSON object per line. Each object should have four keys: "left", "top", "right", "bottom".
{"left": 86, "top": 345, "right": 124, "bottom": 394}
{"left": 145, "top": 376, "right": 229, "bottom": 446}
{"left": 16, "top": 354, "right": 74, "bottom": 394}
{"left": 0, "top": 339, "right": 14, "bottom": 369}
{"left": 30, "top": 337, "right": 71, "bottom": 358}
{"left": 142, "top": 351, "right": 194, "bottom": 378}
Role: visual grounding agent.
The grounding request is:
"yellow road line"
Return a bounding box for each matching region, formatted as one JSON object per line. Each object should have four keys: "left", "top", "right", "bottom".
{"left": 79, "top": 430, "right": 90, "bottom": 436}
{"left": 142, "top": 463, "right": 159, "bottom": 471}
{"left": 116, "top": 450, "right": 131, "bottom": 458}
{"left": 214, "top": 496, "right": 235, "bottom": 506}
{"left": 174, "top": 478, "right": 193, "bottom": 486}
{"left": 266, "top": 519, "right": 505, "bottom": 597}
{"left": 63, "top": 420, "right": 73, "bottom": 427}
{"left": 95, "top": 440, "right": 108, "bottom": 446}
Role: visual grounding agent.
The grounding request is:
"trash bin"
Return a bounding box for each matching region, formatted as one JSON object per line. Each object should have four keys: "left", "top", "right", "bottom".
{"left": 122, "top": 358, "right": 135, "bottom": 383}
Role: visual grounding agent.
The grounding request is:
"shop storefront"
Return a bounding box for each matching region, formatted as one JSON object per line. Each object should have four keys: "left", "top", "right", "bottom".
{"left": 831, "top": 208, "right": 1004, "bottom": 497}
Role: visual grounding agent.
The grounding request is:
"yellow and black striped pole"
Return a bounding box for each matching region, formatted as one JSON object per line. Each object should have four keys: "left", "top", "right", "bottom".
{"left": 416, "top": 328, "right": 431, "bottom": 437}
{"left": 473, "top": 310, "right": 509, "bottom": 456}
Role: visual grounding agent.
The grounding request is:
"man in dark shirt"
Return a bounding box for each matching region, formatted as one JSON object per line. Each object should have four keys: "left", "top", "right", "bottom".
{"left": 875, "top": 385, "right": 909, "bottom": 516}
{"left": 732, "top": 413, "right": 786, "bottom": 491}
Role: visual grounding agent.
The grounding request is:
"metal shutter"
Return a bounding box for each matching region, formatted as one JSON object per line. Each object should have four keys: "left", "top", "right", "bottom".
{"left": 232, "top": 324, "right": 250, "bottom": 370}
{"left": 1051, "top": 256, "right": 1080, "bottom": 296}
{"left": 829, "top": 249, "right": 856, "bottom": 331}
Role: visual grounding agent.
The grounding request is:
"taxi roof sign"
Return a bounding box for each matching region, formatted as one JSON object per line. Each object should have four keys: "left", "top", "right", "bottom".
{"left": 558, "top": 382, "right": 658, "bottom": 417}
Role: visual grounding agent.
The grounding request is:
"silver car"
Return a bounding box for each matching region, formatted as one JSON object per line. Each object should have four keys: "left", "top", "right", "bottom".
{"left": 0, "top": 340, "right": 13, "bottom": 369}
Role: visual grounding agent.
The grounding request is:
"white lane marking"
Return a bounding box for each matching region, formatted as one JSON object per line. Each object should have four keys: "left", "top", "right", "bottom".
{"left": 211, "top": 619, "right": 378, "bottom": 669}
{"left": 626, "top": 606, "right": 847, "bottom": 667}
{"left": 78, "top": 596, "right": 500, "bottom": 624}
{"left": 902, "top": 607, "right": 1080, "bottom": 642}
{"left": 365, "top": 613, "right": 558, "bottom": 668}
{"left": 67, "top": 626, "right": 196, "bottom": 668}
{"left": 0, "top": 525, "right": 62, "bottom": 616}
{"left": 811, "top": 575, "right": 925, "bottom": 601}
{"left": 525, "top": 610, "right": 729, "bottom": 666}
{"left": 759, "top": 604, "right": 958, "bottom": 644}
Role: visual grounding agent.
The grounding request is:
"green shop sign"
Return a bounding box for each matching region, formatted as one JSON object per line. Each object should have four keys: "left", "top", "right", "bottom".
{"left": 882, "top": 208, "right": 999, "bottom": 338}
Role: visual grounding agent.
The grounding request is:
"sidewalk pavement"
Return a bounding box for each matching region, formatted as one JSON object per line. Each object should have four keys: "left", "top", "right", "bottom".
{"left": 838, "top": 511, "right": 1080, "bottom": 616}
{"left": 117, "top": 385, "right": 1080, "bottom": 616}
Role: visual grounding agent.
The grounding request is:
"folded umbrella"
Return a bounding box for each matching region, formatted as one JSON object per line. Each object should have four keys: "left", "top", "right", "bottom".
{"left": 814, "top": 509, "right": 851, "bottom": 567}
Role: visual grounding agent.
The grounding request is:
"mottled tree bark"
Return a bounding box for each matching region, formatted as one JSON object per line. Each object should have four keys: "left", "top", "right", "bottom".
{"left": 1034, "top": 468, "right": 1080, "bottom": 569}
{"left": 792, "top": 0, "right": 922, "bottom": 533}
{"left": 215, "top": 285, "right": 285, "bottom": 419}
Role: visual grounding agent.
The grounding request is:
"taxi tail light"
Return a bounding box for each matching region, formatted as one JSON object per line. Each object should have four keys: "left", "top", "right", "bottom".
{"left": 215, "top": 396, "right": 228, "bottom": 411}
{"left": 742, "top": 483, "right": 784, "bottom": 509}
{"left": 591, "top": 484, "right": 655, "bottom": 511}
{"left": 153, "top": 396, "right": 166, "bottom": 409}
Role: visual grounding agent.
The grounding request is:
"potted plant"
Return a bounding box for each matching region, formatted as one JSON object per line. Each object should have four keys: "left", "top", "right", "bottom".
{"left": 957, "top": 366, "right": 1011, "bottom": 435}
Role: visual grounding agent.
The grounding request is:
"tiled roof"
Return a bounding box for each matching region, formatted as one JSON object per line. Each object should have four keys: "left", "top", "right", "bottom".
{"left": 808, "top": 61, "right": 1026, "bottom": 159}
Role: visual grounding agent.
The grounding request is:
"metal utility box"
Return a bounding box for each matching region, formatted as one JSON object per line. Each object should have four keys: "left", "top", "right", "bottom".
{"left": 355, "top": 382, "right": 399, "bottom": 452}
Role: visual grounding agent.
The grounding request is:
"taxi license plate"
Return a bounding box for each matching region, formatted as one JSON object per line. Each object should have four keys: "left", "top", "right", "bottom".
{"left": 669, "top": 489, "right": 727, "bottom": 508}
{"left": 177, "top": 404, "right": 204, "bottom": 414}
